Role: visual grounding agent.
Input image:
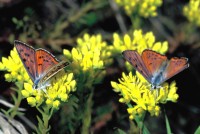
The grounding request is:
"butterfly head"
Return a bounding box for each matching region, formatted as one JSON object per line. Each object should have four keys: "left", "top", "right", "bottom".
{"left": 150, "top": 84, "right": 162, "bottom": 90}
{"left": 33, "top": 84, "right": 39, "bottom": 90}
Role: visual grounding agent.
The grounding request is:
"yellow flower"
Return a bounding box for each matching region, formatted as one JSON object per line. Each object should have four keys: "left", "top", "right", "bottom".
{"left": 115, "top": 0, "right": 163, "bottom": 17}
{"left": 183, "top": 0, "right": 200, "bottom": 27}
{"left": 63, "top": 34, "right": 112, "bottom": 88}
{"left": 27, "top": 97, "right": 37, "bottom": 106}
{"left": 53, "top": 100, "right": 61, "bottom": 109}
{"left": 0, "top": 48, "right": 77, "bottom": 108}
{"left": 111, "top": 72, "right": 178, "bottom": 119}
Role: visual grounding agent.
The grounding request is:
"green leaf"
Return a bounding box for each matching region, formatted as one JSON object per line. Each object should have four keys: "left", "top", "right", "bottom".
{"left": 164, "top": 112, "right": 172, "bottom": 134}
{"left": 116, "top": 128, "right": 126, "bottom": 134}
{"left": 194, "top": 126, "right": 200, "bottom": 134}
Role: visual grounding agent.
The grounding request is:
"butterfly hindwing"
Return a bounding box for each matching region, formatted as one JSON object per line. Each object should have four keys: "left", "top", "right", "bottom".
{"left": 163, "top": 57, "right": 189, "bottom": 81}
{"left": 35, "top": 49, "right": 59, "bottom": 77}
{"left": 122, "top": 50, "right": 152, "bottom": 82}
{"left": 38, "top": 61, "right": 69, "bottom": 85}
{"left": 141, "top": 50, "right": 167, "bottom": 76}
{"left": 14, "top": 40, "right": 37, "bottom": 82}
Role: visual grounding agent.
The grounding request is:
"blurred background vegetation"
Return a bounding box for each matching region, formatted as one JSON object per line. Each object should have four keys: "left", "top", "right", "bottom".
{"left": 0, "top": 0, "right": 199, "bottom": 133}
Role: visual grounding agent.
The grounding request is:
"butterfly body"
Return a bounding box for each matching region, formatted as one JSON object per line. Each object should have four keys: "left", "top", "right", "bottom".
{"left": 14, "top": 40, "right": 69, "bottom": 90}
{"left": 122, "top": 49, "right": 189, "bottom": 88}
{"left": 149, "top": 60, "right": 168, "bottom": 86}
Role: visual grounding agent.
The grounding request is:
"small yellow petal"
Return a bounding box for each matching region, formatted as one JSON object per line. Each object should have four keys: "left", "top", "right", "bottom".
{"left": 27, "top": 97, "right": 36, "bottom": 106}
{"left": 21, "top": 90, "right": 29, "bottom": 97}
{"left": 53, "top": 100, "right": 60, "bottom": 109}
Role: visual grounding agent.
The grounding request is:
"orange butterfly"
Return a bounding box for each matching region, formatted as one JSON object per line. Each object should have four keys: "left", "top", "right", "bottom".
{"left": 122, "top": 49, "right": 189, "bottom": 88}
{"left": 15, "top": 40, "right": 69, "bottom": 90}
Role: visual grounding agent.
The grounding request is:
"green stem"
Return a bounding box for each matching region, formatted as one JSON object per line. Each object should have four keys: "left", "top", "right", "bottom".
{"left": 36, "top": 106, "right": 53, "bottom": 134}
{"left": 11, "top": 89, "right": 23, "bottom": 118}
{"left": 81, "top": 90, "right": 93, "bottom": 134}
{"left": 5, "top": 83, "right": 24, "bottom": 118}
{"left": 130, "top": 14, "right": 142, "bottom": 29}
{"left": 134, "top": 112, "right": 150, "bottom": 134}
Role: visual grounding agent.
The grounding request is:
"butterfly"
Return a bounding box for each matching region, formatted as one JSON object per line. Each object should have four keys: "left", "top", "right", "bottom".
{"left": 14, "top": 40, "right": 69, "bottom": 90}
{"left": 122, "top": 49, "right": 189, "bottom": 89}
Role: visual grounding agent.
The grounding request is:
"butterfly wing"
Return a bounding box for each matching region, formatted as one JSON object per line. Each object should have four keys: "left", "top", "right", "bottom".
{"left": 14, "top": 40, "right": 37, "bottom": 82}
{"left": 163, "top": 57, "right": 189, "bottom": 82}
{"left": 35, "top": 49, "right": 59, "bottom": 77}
{"left": 122, "top": 50, "right": 152, "bottom": 82}
{"left": 38, "top": 61, "right": 70, "bottom": 86}
{"left": 141, "top": 49, "right": 168, "bottom": 76}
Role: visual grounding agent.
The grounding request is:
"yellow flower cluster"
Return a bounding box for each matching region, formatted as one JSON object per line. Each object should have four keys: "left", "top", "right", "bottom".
{"left": 115, "top": 0, "right": 163, "bottom": 17}
{"left": 22, "top": 72, "right": 76, "bottom": 108}
{"left": 111, "top": 72, "right": 179, "bottom": 119}
{"left": 183, "top": 0, "right": 200, "bottom": 27}
{"left": 112, "top": 30, "right": 168, "bottom": 54}
{"left": 0, "top": 48, "right": 76, "bottom": 109}
{"left": 63, "top": 34, "right": 112, "bottom": 87}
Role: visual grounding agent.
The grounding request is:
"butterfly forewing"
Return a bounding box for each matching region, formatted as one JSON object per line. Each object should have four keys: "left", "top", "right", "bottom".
{"left": 142, "top": 50, "right": 167, "bottom": 76}
{"left": 35, "top": 49, "right": 59, "bottom": 77}
{"left": 14, "top": 40, "right": 37, "bottom": 82}
{"left": 122, "top": 50, "right": 152, "bottom": 82}
{"left": 163, "top": 57, "right": 189, "bottom": 82}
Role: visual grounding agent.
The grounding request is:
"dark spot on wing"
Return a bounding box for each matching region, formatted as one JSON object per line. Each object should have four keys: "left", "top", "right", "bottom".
{"left": 24, "top": 53, "right": 30, "bottom": 57}
{"left": 39, "top": 56, "right": 44, "bottom": 59}
{"left": 22, "top": 58, "right": 26, "bottom": 62}
{"left": 43, "top": 59, "right": 49, "bottom": 62}
{"left": 38, "top": 64, "right": 42, "bottom": 66}
{"left": 19, "top": 49, "right": 24, "bottom": 52}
